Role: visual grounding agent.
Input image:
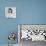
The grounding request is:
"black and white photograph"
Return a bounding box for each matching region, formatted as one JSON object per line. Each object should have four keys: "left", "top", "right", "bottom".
{"left": 5, "top": 7, "right": 16, "bottom": 18}
{"left": 18, "top": 24, "right": 46, "bottom": 46}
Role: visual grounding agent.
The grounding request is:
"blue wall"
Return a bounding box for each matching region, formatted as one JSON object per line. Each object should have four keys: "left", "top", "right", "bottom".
{"left": 0, "top": 0, "right": 46, "bottom": 44}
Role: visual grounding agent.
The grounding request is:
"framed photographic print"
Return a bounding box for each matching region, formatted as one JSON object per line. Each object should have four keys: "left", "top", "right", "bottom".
{"left": 18, "top": 24, "right": 46, "bottom": 42}
{"left": 5, "top": 7, "right": 16, "bottom": 18}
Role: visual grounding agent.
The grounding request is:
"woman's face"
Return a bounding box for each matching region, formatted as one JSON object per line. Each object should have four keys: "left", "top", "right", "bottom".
{"left": 9, "top": 10, "right": 12, "bottom": 13}
{"left": 8, "top": 8, "right": 12, "bottom": 14}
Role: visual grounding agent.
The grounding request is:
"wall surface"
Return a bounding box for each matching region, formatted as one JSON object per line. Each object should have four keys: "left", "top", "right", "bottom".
{"left": 0, "top": 0, "right": 46, "bottom": 44}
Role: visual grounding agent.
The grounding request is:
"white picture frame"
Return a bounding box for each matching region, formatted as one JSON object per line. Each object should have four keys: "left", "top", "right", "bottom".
{"left": 18, "top": 24, "right": 46, "bottom": 41}
{"left": 5, "top": 7, "right": 16, "bottom": 18}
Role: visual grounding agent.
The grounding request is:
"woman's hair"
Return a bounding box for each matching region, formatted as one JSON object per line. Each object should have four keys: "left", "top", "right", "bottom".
{"left": 8, "top": 8, "right": 12, "bottom": 13}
